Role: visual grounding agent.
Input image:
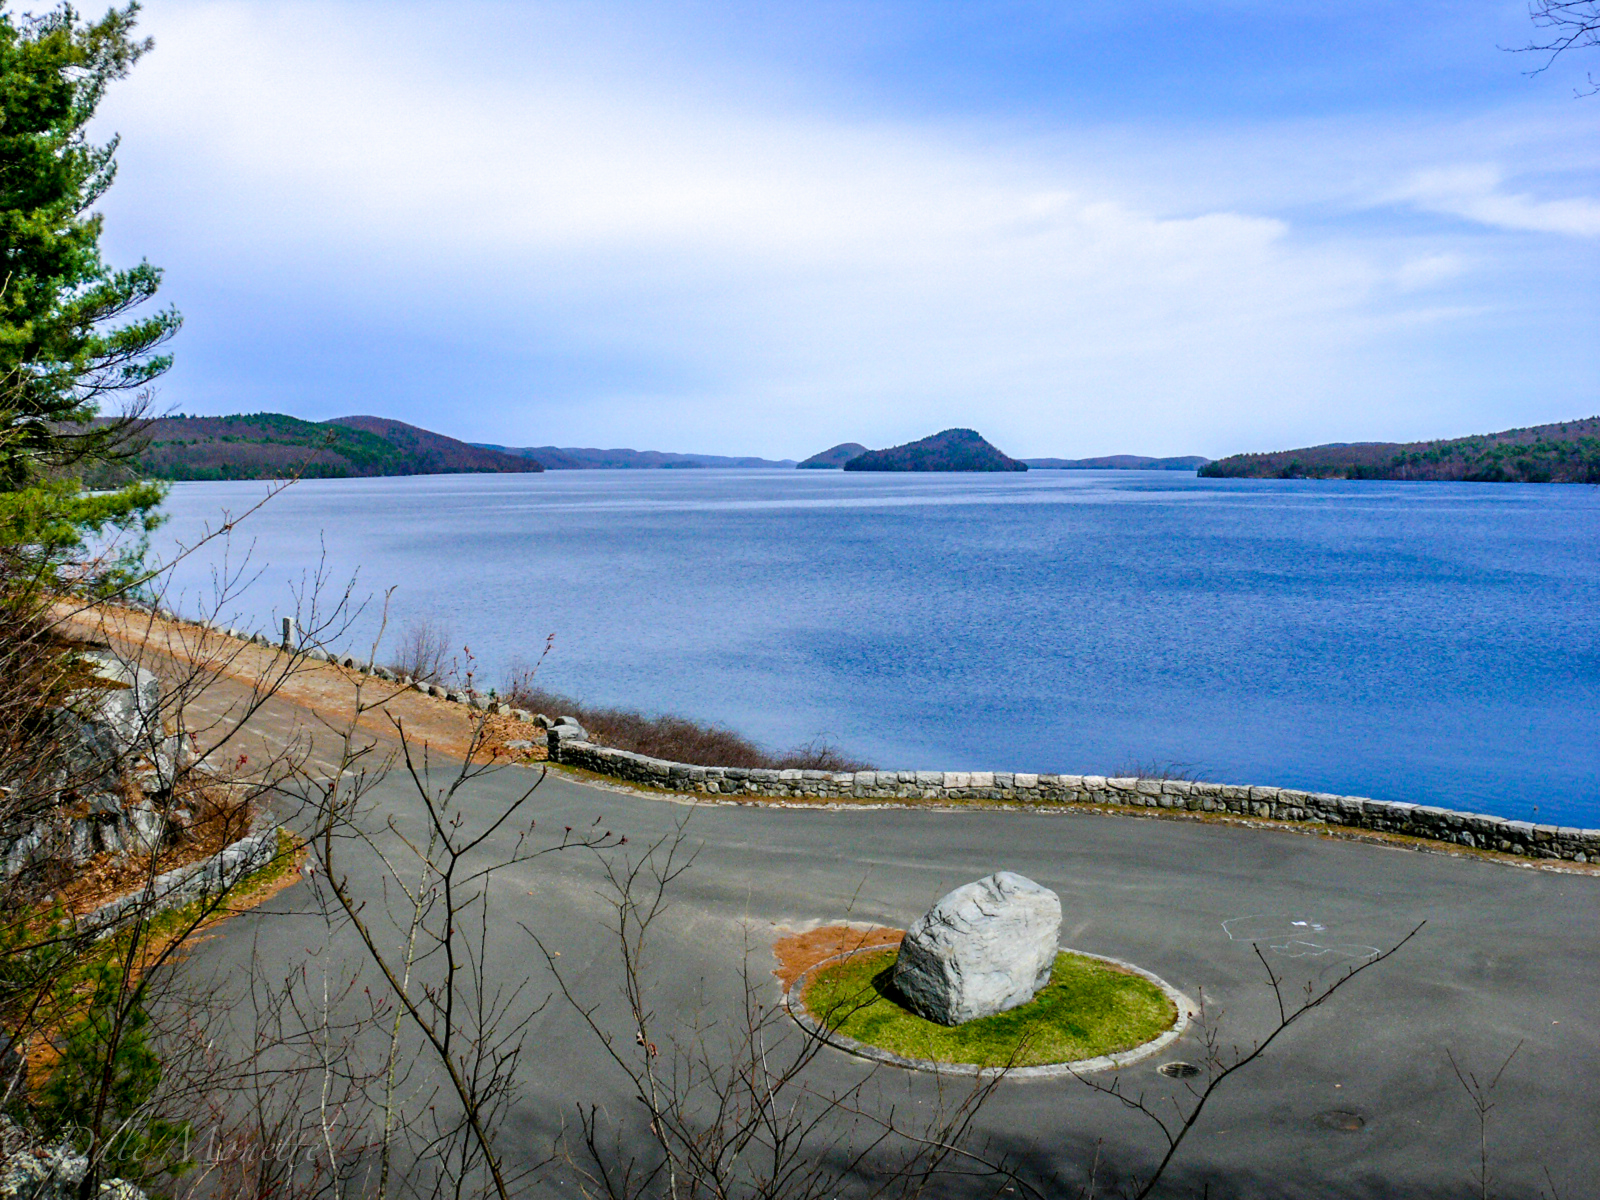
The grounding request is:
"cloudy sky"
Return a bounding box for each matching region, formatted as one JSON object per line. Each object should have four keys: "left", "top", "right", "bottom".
{"left": 91, "top": 1, "right": 1599, "bottom": 459}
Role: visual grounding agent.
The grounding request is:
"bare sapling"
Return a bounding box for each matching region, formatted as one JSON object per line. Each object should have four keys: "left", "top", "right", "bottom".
{"left": 537, "top": 826, "right": 1047, "bottom": 1200}
{"left": 1060, "top": 922, "right": 1426, "bottom": 1200}
{"left": 288, "top": 625, "right": 621, "bottom": 1200}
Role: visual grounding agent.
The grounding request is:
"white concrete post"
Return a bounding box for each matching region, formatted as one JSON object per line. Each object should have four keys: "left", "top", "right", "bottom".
{"left": 281, "top": 616, "right": 295, "bottom": 650}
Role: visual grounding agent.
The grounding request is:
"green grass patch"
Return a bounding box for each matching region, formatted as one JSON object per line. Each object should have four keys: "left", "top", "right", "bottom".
{"left": 802, "top": 949, "right": 1175, "bottom": 1068}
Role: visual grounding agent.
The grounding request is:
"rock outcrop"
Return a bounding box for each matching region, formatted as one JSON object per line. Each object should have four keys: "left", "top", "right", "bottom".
{"left": 2, "top": 650, "right": 186, "bottom": 877}
{"left": 0, "top": 1117, "right": 148, "bottom": 1200}
{"left": 891, "top": 872, "right": 1061, "bottom": 1025}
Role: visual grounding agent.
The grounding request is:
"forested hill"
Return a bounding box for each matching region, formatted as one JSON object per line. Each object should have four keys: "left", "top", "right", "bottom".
{"left": 843, "top": 428, "right": 1027, "bottom": 472}
{"left": 107, "top": 414, "right": 545, "bottom": 481}
{"left": 480, "top": 444, "right": 796, "bottom": 468}
{"left": 1200, "top": 417, "right": 1600, "bottom": 483}
{"left": 797, "top": 442, "right": 870, "bottom": 468}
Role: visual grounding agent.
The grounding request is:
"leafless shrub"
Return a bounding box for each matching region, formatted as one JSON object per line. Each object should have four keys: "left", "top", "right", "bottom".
{"left": 386, "top": 618, "right": 454, "bottom": 685}
{"left": 161, "top": 946, "right": 388, "bottom": 1200}
{"left": 771, "top": 736, "right": 872, "bottom": 772}
{"left": 501, "top": 676, "right": 872, "bottom": 770}
{"left": 1447, "top": 1041, "right": 1530, "bottom": 1200}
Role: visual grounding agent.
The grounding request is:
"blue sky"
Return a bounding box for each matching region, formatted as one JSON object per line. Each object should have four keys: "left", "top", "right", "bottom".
{"left": 91, "top": 1, "right": 1599, "bottom": 458}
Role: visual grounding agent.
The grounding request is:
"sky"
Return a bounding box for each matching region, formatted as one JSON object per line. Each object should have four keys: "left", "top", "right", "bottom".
{"left": 88, "top": 0, "right": 1600, "bottom": 459}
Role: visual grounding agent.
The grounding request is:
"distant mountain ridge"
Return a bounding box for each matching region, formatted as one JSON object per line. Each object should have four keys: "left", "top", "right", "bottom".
{"left": 843, "top": 429, "right": 1027, "bottom": 472}
{"left": 479, "top": 444, "right": 795, "bottom": 469}
{"left": 1200, "top": 417, "right": 1600, "bottom": 483}
{"left": 1026, "top": 454, "right": 1210, "bottom": 470}
{"left": 109, "top": 414, "right": 544, "bottom": 481}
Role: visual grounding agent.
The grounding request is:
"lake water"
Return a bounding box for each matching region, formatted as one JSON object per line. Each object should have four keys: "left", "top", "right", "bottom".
{"left": 149, "top": 470, "right": 1600, "bottom": 826}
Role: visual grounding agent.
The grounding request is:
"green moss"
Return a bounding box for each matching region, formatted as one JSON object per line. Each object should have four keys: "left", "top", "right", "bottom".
{"left": 802, "top": 949, "right": 1175, "bottom": 1068}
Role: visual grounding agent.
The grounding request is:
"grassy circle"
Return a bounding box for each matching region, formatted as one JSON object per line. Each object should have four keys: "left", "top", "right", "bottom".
{"left": 801, "top": 949, "right": 1176, "bottom": 1068}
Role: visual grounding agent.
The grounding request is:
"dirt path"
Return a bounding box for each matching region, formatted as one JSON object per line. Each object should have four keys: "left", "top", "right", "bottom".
{"left": 58, "top": 603, "right": 542, "bottom": 772}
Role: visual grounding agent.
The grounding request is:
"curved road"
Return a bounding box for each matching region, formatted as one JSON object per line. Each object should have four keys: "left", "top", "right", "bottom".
{"left": 193, "top": 752, "right": 1599, "bottom": 1200}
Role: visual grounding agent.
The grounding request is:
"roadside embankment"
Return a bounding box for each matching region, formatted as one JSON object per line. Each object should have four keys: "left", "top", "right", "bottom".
{"left": 55, "top": 604, "right": 541, "bottom": 763}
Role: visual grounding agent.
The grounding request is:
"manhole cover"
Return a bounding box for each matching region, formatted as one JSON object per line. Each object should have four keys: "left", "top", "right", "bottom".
{"left": 1158, "top": 1061, "right": 1201, "bottom": 1079}
{"left": 1315, "top": 1109, "right": 1366, "bottom": 1132}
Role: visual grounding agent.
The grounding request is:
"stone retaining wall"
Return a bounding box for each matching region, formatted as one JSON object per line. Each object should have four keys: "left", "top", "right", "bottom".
{"left": 173, "top": 618, "right": 1599, "bottom": 866}
{"left": 82, "top": 822, "right": 284, "bottom": 937}
{"left": 550, "top": 735, "right": 1599, "bottom": 864}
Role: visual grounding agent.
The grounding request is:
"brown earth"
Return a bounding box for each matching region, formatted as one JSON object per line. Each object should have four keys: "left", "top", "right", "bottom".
{"left": 771, "top": 924, "right": 904, "bottom": 992}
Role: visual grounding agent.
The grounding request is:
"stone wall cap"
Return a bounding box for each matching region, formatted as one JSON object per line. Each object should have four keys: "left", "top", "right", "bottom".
{"left": 543, "top": 741, "right": 1589, "bottom": 855}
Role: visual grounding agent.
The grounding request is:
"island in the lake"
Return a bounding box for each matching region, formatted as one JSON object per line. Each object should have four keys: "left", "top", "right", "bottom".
{"left": 104, "top": 414, "right": 544, "bottom": 481}
{"left": 843, "top": 428, "right": 1028, "bottom": 472}
{"left": 797, "top": 442, "right": 870, "bottom": 468}
{"left": 803, "top": 439, "right": 1207, "bottom": 472}
{"left": 1201, "top": 415, "right": 1600, "bottom": 483}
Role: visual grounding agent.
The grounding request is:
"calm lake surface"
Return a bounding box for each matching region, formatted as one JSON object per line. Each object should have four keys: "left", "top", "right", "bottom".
{"left": 151, "top": 470, "right": 1600, "bottom": 826}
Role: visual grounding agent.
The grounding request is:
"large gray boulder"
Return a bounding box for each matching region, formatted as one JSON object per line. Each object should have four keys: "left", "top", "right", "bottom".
{"left": 891, "top": 872, "right": 1062, "bottom": 1025}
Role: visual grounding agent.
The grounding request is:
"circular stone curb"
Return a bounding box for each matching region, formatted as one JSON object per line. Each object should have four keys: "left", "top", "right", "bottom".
{"left": 783, "top": 946, "right": 1196, "bottom": 1079}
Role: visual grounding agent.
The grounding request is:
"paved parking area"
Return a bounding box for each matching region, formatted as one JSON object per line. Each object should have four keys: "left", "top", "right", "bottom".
{"left": 198, "top": 755, "right": 1599, "bottom": 1198}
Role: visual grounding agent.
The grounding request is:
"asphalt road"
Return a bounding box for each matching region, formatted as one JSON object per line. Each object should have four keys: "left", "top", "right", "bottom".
{"left": 192, "top": 760, "right": 1598, "bottom": 1199}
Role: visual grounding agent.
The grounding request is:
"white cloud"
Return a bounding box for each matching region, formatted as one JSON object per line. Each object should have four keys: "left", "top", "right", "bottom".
{"left": 1394, "top": 253, "right": 1468, "bottom": 291}
{"left": 1395, "top": 165, "right": 1600, "bottom": 237}
{"left": 88, "top": 2, "right": 1600, "bottom": 457}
